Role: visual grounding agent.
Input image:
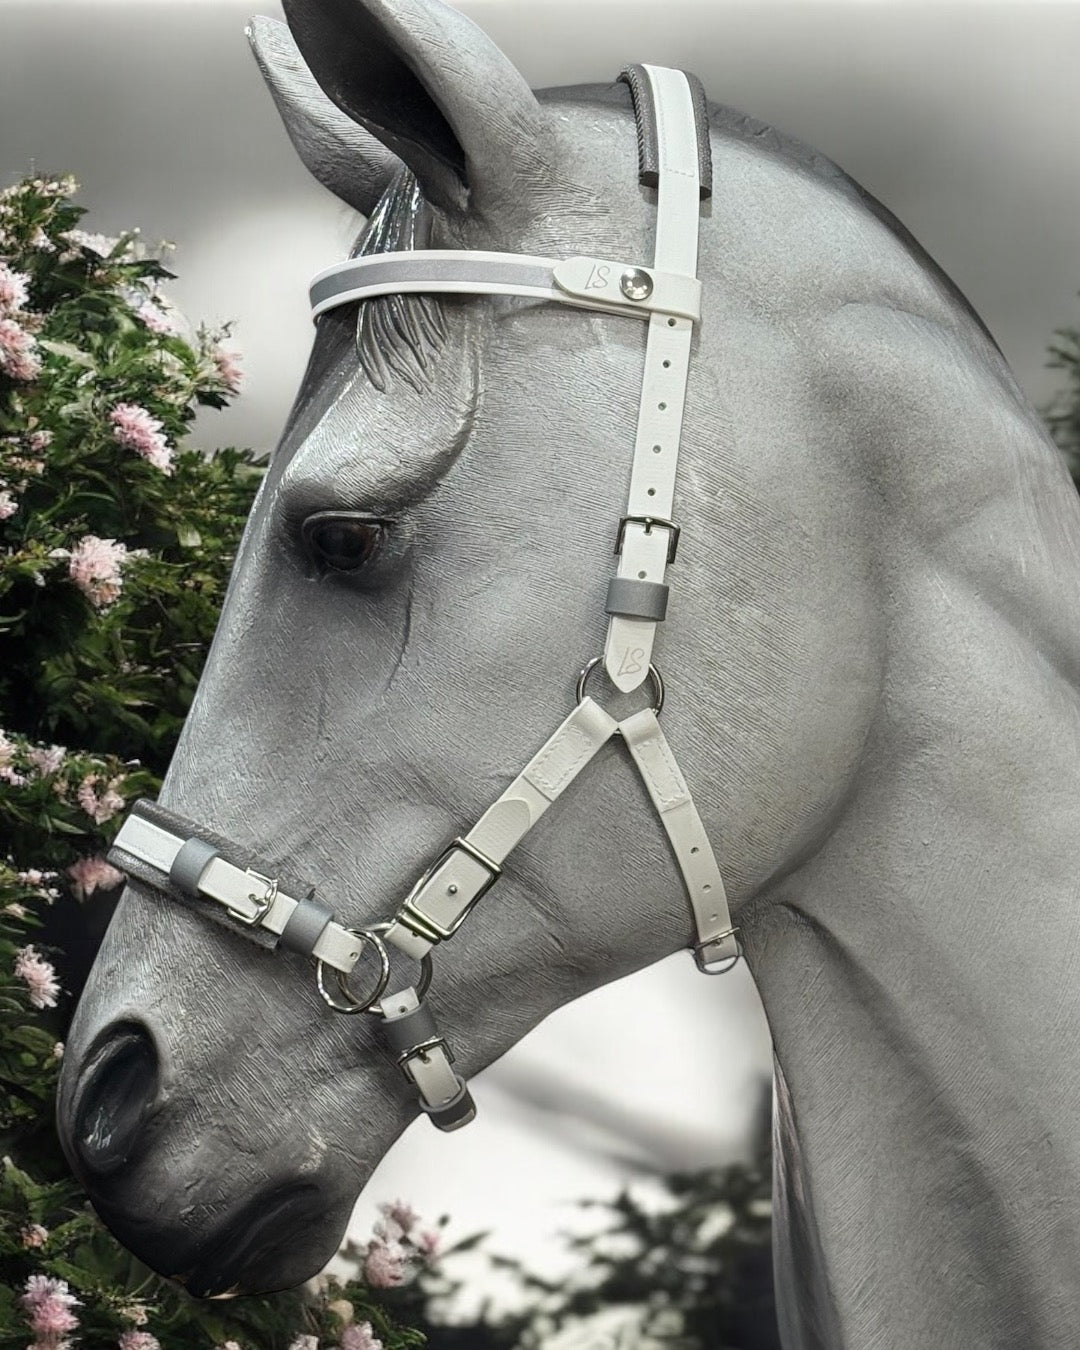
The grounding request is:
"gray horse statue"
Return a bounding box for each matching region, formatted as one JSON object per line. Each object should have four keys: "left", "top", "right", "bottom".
{"left": 56, "top": 0, "right": 1080, "bottom": 1345}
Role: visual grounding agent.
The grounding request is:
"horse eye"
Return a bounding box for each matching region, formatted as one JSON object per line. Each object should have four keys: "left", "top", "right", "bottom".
{"left": 302, "top": 513, "right": 385, "bottom": 573}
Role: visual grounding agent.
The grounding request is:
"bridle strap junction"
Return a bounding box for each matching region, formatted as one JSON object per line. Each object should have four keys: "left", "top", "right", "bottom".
{"left": 107, "top": 64, "right": 738, "bottom": 1132}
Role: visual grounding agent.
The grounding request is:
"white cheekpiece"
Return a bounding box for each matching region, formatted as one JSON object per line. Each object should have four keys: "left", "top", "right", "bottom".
{"left": 604, "top": 65, "right": 702, "bottom": 693}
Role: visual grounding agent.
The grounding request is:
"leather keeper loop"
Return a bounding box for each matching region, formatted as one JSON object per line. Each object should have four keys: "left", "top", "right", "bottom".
{"left": 169, "top": 837, "right": 219, "bottom": 897}
{"left": 422, "top": 1076, "right": 476, "bottom": 1131}
{"left": 279, "top": 895, "right": 334, "bottom": 956}
{"left": 605, "top": 576, "right": 670, "bottom": 621}
{"left": 381, "top": 1001, "right": 439, "bottom": 1055}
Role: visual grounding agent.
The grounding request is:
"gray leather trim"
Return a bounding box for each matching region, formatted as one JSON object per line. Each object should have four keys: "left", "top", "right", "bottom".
{"left": 169, "top": 836, "right": 220, "bottom": 897}
{"left": 279, "top": 895, "right": 335, "bottom": 956}
{"left": 107, "top": 798, "right": 311, "bottom": 954}
{"left": 310, "top": 254, "right": 554, "bottom": 313}
{"left": 382, "top": 1001, "right": 439, "bottom": 1055}
{"left": 616, "top": 64, "right": 713, "bottom": 199}
{"left": 421, "top": 1076, "right": 476, "bottom": 1130}
{"left": 605, "top": 576, "right": 670, "bottom": 621}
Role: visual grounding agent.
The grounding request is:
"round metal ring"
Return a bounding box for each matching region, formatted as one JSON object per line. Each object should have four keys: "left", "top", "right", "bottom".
{"left": 315, "top": 928, "right": 391, "bottom": 1014}
{"left": 365, "top": 920, "right": 433, "bottom": 1016}
{"left": 575, "top": 656, "right": 665, "bottom": 714}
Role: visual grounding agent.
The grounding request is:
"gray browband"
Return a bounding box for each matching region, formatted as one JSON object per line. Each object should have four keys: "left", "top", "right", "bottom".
{"left": 107, "top": 65, "right": 739, "bottom": 1134}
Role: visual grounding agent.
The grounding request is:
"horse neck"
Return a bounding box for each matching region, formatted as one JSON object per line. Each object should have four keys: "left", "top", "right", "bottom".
{"left": 739, "top": 309, "right": 1080, "bottom": 1347}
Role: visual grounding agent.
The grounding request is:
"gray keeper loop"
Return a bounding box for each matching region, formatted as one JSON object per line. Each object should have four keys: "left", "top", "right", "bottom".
{"left": 169, "top": 837, "right": 220, "bottom": 897}
{"left": 279, "top": 894, "right": 334, "bottom": 956}
{"left": 605, "top": 576, "right": 670, "bottom": 621}
{"left": 381, "top": 1001, "right": 439, "bottom": 1056}
{"left": 422, "top": 1076, "right": 476, "bottom": 1132}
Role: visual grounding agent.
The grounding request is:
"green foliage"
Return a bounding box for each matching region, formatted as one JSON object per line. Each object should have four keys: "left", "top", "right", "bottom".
{"left": 0, "top": 175, "right": 427, "bottom": 1350}
{"left": 1046, "top": 317, "right": 1080, "bottom": 485}
{"left": 0, "top": 175, "right": 261, "bottom": 771}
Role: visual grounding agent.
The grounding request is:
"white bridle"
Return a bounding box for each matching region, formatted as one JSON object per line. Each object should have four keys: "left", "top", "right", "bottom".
{"left": 109, "top": 65, "right": 738, "bottom": 1132}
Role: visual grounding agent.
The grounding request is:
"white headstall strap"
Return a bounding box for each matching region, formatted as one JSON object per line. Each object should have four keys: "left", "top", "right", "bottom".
{"left": 107, "top": 66, "right": 739, "bottom": 1134}
{"left": 603, "top": 64, "right": 702, "bottom": 693}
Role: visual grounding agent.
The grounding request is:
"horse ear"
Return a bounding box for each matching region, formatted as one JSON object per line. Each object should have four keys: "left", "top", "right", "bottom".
{"left": 277, "top": 0, "right": 551, "bottom": 216}
{"left": 247, "top": 16, "right": 401, "bottom": 216}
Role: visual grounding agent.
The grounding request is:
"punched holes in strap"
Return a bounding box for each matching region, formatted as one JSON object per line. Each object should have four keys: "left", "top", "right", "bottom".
{"left": 617, "top": 64, "right": 713, "bottom": 200}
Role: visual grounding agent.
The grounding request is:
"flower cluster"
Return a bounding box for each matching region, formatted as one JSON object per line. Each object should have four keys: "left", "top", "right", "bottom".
{"left": 20, "top": 1273, "right": 80, "bottom": 1348}
{"left": 0, "top": 173, "right": 430, "bottom": 1350}
{"left": 362, "top": 1199, "right": 441, "bottom": 1290}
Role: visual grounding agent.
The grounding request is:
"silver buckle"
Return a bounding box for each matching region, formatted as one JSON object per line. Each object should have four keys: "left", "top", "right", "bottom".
{"left": 228, "top": 868, "right": 278, "bottom": 927}
{"left": 398, "top": 838, "right": 501, "bottom": 944}
{"left": 614, "top": 514, "right": 680, "bottom": 564}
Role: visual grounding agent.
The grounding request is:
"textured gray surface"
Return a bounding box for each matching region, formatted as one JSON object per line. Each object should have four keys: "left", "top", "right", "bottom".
{"left": 56, "top": 0, "right": 1080, "bottom": 1340}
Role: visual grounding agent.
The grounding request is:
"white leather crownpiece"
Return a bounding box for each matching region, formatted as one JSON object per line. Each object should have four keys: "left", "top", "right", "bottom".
{"left": 383, "top": 697, "right": 621, "bottom": 961}
{"left": 619, "top": 708, "right": 738, "bottom": 969}
{"left": 111, "top": 813, "right": 363, "bottom": 974}
{"left": 604, "top": 65, "right": 702, "bottom": 692}
{"left": 310, "top": 251, "right": 697, "bottom": 323}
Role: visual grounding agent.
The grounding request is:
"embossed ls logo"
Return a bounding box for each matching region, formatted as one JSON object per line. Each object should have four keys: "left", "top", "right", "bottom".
{"left": 584, "top": 263, "right": 611, "bottom": 291}
{"left": 617, "top": 646, "right": 646, "bottom": 677}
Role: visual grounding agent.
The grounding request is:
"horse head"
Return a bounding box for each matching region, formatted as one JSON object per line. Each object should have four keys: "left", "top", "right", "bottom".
{"left": 57, "top": 0, "right": 1080, "bottom": 1341}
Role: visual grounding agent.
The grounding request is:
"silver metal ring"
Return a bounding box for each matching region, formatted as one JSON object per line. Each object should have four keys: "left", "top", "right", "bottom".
{"left": 365, "top": 920, "right": 433, "bottom": 1016}
{"left": 316, "top": 929, "right": 391, "bottom": 1014}
{"left": 575, "top": 656, "right": 664, "bottom": 713}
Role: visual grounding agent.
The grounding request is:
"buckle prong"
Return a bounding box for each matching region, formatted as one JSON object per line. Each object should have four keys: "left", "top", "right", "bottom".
{"left": 229, "top": 869, "right": 278, "bottom": 927}
{"left": 614, "top": 515, "right": 680, "bottom": 564}
{"left": 398, "top": 838, "right": 502, "bottom": 945}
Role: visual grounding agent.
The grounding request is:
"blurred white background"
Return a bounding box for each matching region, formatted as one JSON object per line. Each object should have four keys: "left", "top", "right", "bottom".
{"left": 3, "top": 0, "right": 1079, "bottom": 1282}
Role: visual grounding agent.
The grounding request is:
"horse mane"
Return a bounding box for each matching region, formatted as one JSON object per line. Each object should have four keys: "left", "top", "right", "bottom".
{"left": 352, "top": 168, "right": 448, "bottom": 393}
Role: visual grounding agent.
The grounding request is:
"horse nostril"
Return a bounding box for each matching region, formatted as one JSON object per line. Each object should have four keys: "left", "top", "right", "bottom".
{"left": 73, "top": 1024, "right": 159, "bottom": 1176}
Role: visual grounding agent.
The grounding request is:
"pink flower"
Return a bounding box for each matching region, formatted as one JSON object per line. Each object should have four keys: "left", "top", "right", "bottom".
{"left": 417, "top": 1228, "right": 441, "bottom": 1259}
{"left": 28, "top": 428, "right": 53, "bottom": 452}
{"left": 0, "top": 316, "right": 41, "bottom": 381}
{"left": 14, "top": 945, "right": 61, "bottom": 1009}
{"left": 109, "top": 402, "right": 174, "bottom": 474}
{"left": 67, "top": 855, "right": 124, "bottom": 900}
{"left": 134, "top": 298, "right": 179, "bottom": 336}
{"left": 378, "top": 1199, "right": 418, "bottom": 1239}
{"left": 341, "top": 1324, "right": 383, "bottom": 1350}
{"left": 363, "top": 1238, "right": 408, "bottom": 1288}
{"left": 21, "top": 1223, "right": 48, "bottom": 1248}
{"left": 17, "top": 868, "right": 59, "bottom": 888}
{"left": 118, "top": 1332, "right": 161, "bottom": 1350}
{"left": 286, "top": 1339, "right": 318, "bottom": 1350}
{"left": 21, "top": 1275, "right": 80, "bottom": 1339}
{"left": 0, "top": 489, "right": 17, "bottom": 519}
{"left": 0, "top": 727, "right": 27, "bottom": 784}
{"left": 67, "top": 534, "right": 132, "bottom": 607}
{"left": 0, "top": 261, "right": 29, "bottom": 314}
{"left": 213, "top": 346, "right": 243, "bottom": 393}
{"left": 77, "top": 772, "right": 125, "bottom": 824}
{"left": 28, "top": 744, "right": 65, "bottom": 776}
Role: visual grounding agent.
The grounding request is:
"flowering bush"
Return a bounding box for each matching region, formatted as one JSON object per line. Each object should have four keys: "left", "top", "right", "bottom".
{"left": 0, "top": 175, "right": 433, "bottom": 1349}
